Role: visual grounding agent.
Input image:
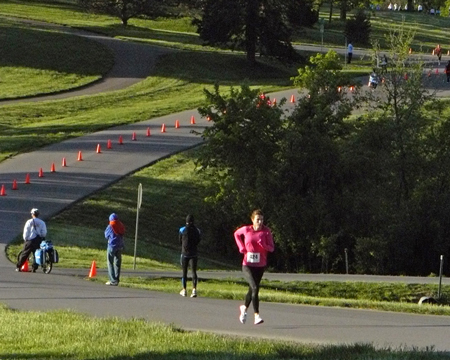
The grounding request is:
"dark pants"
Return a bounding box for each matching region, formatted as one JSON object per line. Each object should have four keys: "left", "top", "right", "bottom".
{"left": 107, "top": 246, "right": 122, "bottom": 284}
{"left": 17, "top": 237, "right": 41, "bottom": 270}
{"left": 242, "top": 265, "right": 265, "bottom": 313}
{"left": 181, "top": 255, "right": 198, "bottom": 289}
{"left": 347, "top": 52, "right": 353, "bottom": 64}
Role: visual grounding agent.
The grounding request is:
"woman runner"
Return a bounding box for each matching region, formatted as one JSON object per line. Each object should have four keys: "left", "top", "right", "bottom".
{"left": 234, "top": 209, "right": 275, "bottom": 325}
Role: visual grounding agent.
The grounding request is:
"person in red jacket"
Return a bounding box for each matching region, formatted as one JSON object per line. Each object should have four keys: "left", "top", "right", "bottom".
{"left": 435, "top": 44, "right": 442, "bottom": 64}
{"left": 234, "top": 209, "right": 275, "bottom": 325}
{"left": 104, "top": 213, "right": 125, "bottom": 286}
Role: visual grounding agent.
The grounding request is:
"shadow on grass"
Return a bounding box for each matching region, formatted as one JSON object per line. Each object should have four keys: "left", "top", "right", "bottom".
{"left": 0, "top": 20, "right": 113, "bottom": 75}
{"left": 150, "top": 50, "right": 300, "bottom": 86}
{"left": 99, "top": 23, "right": 202, "bottom": 46}
{"left": 0, "top": 343, "right": 436, "bottom": 359}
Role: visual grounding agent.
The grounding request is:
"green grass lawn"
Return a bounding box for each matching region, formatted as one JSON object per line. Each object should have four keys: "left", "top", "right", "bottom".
{"left": 2, "top": 305, "right": 447, "bottom": 360}
{"left": 0, "top": 17, "right": 113, "bottom": 99}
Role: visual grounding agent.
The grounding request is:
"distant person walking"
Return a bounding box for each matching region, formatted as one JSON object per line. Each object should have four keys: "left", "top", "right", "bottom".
{"left": 435, "top": 44, "right": 442, "bottom": 64}
{"left": 16, "top": 208, "right": 47, "bottom": 272}
{"left": 104, "top": 213, "right": 125, "bottom": 286}
{"left": 347, "top": 42, "right": 353, "bottom": 64}
{"left": 234, "top": 209, "right": 275, "bottom": 325}
{"left": 179, "top": 214, "right": 201, "bottom": 298}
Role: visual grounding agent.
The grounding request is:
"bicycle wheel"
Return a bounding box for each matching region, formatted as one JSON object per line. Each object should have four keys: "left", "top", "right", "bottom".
{"left": 42, "top": 251, "right": 53, "bottom": 274}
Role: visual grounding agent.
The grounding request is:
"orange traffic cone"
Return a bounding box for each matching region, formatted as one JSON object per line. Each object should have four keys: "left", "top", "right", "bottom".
{"left": 146, "top": 127, "right": 151, "bottom": 137}
{"left": 38, "top": 168, "right": 44, "bottom": 178}
{"left": 96, "top": 144, "right": 101, "bottom": 154}
{"left": 290, "top": 94, "right": 295, "bottom": 103}
{"left": 25, "top": 173, "right": 30, "bottom": 184}
{"left": 0, "top": 185, "right": 5, "bottom": 196}
{"left": 161, "top": 124, "right": 166, "bottom": 133}
{"left": 50, "top": 162, "right": 56, "bottom": 172}
{"left": 12, "top": 179, "right": 17, "bottom": 190}
{"left": 62, "top": 157, "right": 67, "bottom": 167}
{"left": 21, "top": 260, "right": 29, "bottom": 272}
{"left": 89, "top": 260, "right": 97, "bottom": 278}
{"left": 175, "top": 120, "right": 180, "bottom": 129}
{"left": 107, "top": 139, "right": 112, "bottom": 149}
{"left": 77, "top": 151, "right": 83, "bottom": 161}
{"left": 132, "top": 132, "right": 137, "bottom": 141}
{"left": 118, "top": 135, "right": 123, "bottom": 145}
{"left": 190, "top": 115, "right": 196, "bottom": 125}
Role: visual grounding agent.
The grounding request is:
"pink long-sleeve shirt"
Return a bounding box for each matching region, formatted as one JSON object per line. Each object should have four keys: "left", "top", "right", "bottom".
{"left": 234, "top": 225, "right": 275, "bottom": 267}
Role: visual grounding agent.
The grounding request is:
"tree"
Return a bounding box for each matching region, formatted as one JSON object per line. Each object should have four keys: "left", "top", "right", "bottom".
{"left": 345, "top": 9, "right": 371, "bottom": 45}
{"left": 345, "top": 22, "right": 436, "bottom": 274}
{"left": 196, "top": 52, "right": 360, "bottom": 272}
{"left": 195, "top": 84, "right": 285, "bottom": 258}
{"left": 193, "top": 0, "right": 313, "bottom": 65}
{"left": 269, "top": 51, "right": 358, "bottom": 271}
{"left": 78, "top": 0, "right": 170, "bottom": 26}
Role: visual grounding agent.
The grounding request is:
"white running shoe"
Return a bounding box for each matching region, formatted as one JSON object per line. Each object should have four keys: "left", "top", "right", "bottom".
{"left": 239, "top": 305, "right": 247, "bottom": 324}
{"left": 180, "top": 289, "right": 187, "bottom": 297}
{"left": 191, "top": 289, "right": 197, "bottom": 298}
{"left": 254, "top": 314, "right": 264, "bottom": 325}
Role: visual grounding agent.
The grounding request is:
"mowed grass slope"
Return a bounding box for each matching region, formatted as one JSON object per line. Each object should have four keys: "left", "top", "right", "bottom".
{"left": 0, "top": 18, "right": 113, "bottom": 99}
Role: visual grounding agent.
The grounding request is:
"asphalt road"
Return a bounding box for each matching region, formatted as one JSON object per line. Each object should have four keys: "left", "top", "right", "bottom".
{"left": 1, "top": 20, "right": 450, "bottom": 352}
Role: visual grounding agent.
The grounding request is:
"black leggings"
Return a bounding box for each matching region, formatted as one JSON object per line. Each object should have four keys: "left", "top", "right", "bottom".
{"left": 181, "top": 255, "right": 198, "bottom": 289}
{"left": 242, "top": 265, "right": 265, "bottom": 313}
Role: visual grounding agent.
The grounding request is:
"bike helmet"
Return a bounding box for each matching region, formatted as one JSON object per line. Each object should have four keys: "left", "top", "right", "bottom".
{"left": 30, "top": 208, "right": 39, "bottom": 216}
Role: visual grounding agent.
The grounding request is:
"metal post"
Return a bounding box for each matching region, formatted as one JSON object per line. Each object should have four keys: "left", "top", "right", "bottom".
{"left": 133, "top": 183, "right": 143, "bottom": 270}
{"left": 438, "top": 255, "right": 444, "bottom": 299}
{"left": 344, "top": 248, "right": 349, "bottom": 274}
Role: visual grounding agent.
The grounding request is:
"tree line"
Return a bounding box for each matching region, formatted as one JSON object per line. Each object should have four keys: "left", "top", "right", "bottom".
{"left": 196, "top": 32, "right": 450, "bottom": 276}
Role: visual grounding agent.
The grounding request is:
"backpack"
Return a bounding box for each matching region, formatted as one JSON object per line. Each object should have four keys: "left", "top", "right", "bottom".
{"left": 40, "top": 240, "right": 59, "bottom": 263}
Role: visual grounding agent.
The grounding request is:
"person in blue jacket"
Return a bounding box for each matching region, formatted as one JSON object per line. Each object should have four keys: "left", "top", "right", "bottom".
{"left": 104, "top": 213, "right": 125, "bottom": 286}
{"left": 179, "top": 214, "right": 201, "bottom": 297}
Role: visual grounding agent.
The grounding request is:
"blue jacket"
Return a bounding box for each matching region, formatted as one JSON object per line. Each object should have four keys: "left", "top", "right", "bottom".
{"left": 105, "top": 214, "right": 125, "bottom": 250}
{"left": 105, "top": 225, "right": 124, "bottom": 250}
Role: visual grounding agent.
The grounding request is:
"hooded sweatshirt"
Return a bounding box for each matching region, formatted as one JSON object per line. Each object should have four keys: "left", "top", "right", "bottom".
{"left": 105, "top": 213, "right": 125, "bottom": 250}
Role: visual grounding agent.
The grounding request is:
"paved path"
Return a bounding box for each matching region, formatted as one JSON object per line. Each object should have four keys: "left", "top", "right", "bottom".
{"left": 1, "top": 21, "right": 450, "bottom": 352}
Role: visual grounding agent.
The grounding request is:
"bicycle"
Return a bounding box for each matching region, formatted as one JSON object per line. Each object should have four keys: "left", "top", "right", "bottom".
{"left": 17, "top": 240, "right": 58, "bottom": 274}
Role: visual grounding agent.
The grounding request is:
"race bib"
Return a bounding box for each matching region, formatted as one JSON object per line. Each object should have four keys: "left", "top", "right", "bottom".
{"left": 247, "top": 252, "right": 260, "bottom": 263}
